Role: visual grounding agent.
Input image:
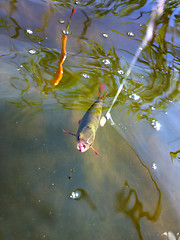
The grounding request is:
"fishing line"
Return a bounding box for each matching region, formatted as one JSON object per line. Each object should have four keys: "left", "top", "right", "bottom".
{"left": 100, "top": 0, "right": 166, "bottom": 127}
{"left": 66, "top": 8, "right": 75, "bottom": 31}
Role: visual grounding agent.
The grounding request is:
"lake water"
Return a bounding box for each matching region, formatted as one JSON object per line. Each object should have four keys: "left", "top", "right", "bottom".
{"left": 0, "top": 0, "right": 180, "bottom": 239}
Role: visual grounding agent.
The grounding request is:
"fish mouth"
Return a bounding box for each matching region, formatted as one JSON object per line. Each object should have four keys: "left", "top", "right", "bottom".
{"left": 77, "top": 141, "right": 89, "bottom": 153}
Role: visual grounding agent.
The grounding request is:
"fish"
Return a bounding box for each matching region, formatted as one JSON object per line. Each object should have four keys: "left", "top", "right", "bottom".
{"left": 63, "top": 83, "right": 107, "bottom": 155}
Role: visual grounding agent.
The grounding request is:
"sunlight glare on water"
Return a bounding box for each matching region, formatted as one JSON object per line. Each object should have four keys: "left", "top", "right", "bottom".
{"left": 0, "top": 0, "right": 180, "bottom": 240}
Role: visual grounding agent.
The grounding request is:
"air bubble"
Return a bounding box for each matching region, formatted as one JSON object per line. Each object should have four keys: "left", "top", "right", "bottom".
{"left": 152, "top": 163, "right": 157, "bottom": 170}
{"left": 151, "top": 120, "right": 161, "bottom": 131}
{"left": 129, "top": 93, "right": 140, "bottom": 101}
{"left": 17, "top": 65, "right": 23, "bottom": 71}
{"left": 28, "top": 49, "right": 36, "bottom": 54}
{"left": 75, "top": 1, "right": 80, "bottom": 4}
{"left": 102, "top": 59, "right": 111, "bottom": 65}
{"left": 59, "top": 19, "right": 65, "bottom": 24}
{"left": 26, "top": 29, "right": 33, "bottom": 34}
{"left": 118, "top": 70, "right": 124, "bottom": 75}
{"left": 70, "top": 190, "right": 81, "bottom": 200}
{"left": 62, "top": 29, "right": 71, "bottom": 35}
{"left": 102, "top": 33, "right": 108, "bottom": 38}
{"left": 127, "top": 31, "right": 135, "bottom": 37}
{"left": 82, "top": 73, "right": 90, "bottom": 79}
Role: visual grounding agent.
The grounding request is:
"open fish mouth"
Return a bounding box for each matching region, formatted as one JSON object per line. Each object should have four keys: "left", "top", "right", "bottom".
{"left": 77, "top": 141, "right": 88, "bottom": 152}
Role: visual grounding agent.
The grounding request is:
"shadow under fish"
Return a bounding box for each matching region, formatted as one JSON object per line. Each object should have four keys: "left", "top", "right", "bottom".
{"left": 63, "top": 83, "right": 107, "bottom": 156}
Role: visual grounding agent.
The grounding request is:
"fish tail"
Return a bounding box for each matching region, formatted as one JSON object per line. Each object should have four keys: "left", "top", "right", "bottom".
{"left": 98, "top": 83, "right": 107, "bottom": 100}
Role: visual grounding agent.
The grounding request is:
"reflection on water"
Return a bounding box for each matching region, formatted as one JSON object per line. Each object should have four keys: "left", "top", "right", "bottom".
{"left": 115, "top": 181, "right": 160, "bottom": 240}
{"left": 170, "top": 150, "right": 180, "bottom": 163}
{"left": 0, "top": 0, "right": 180, "bottom": 239}
{"left": 115, "top": 157, "right": 161, "bottom": 240}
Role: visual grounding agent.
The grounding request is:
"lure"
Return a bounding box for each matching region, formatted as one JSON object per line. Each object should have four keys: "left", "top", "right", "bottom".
{"left": 51, "top": 8, "right": 75, "bottom": 86}
{"left": 51, "top": 34, "right": 67, "bottom": 86}
{"left": 63, "top": 83, "right": 107, "bottom": 155}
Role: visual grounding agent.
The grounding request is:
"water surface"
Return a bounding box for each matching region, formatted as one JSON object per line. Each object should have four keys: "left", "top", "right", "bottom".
{"left": 0, "top": 0, "right": 180, "bottom": 239}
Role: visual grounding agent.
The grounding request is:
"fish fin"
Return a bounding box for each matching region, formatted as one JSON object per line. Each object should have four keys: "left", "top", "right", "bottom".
{"left": 62, "top": 129, "right": 76, "bottom": 136}
{"left": 78, "top": 119, "right": 81, "bottom": 125}
{"left": 90, "top": 146, "right": 99, "bottom": 156}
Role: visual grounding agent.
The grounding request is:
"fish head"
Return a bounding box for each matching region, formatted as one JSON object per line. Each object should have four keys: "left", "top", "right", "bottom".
{"left": 77, "top": 140, "right": 90, "bottom": 153}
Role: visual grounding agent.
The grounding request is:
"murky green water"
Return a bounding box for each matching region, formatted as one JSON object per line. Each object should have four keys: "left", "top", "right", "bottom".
{"left": 0, "top": 0, "right": 180, "bottom": 239}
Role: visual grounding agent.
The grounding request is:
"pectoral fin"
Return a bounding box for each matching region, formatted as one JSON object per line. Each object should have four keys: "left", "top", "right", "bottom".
{"left": 62, "top": 129, "right": 76, "bottom": 136}
{"left": 90, "top": 146, "right": 99, "bottom": 156}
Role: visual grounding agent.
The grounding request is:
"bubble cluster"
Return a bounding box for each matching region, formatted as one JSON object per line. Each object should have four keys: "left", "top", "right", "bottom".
{"left": 118, "top": 70, "right": 124, "bottom": 75}
{"left": 70, "top": 190, "right": 81, "bottom": 200}
{"left": 151, "top": 163, "right": 157, "bottom": 170}
{"left": 28, "top": 49, "right": 36, "bottom": 54}
{"left": 127, "top": 31, "right": 135, "bottom": 37}
{"left": 17, "top": 65, "right": 23, "bottom": 71}
{"left": 102, "top": 33, "right": 108, "bottom": 38}
{"left": 62, "top": 29, "right": 71, "bottom": 35}
{"left": 26, "top": 29, "right": 33, "bottom": 34}
{"left": 151, "top": 120, "right": 161, "bottom": 131}
{"left": 102, "top": 59, "right": 111, "bottom": 65}
{"left": 129, "top": 93, "right": 140, "bottom": 101}
{"left": 82, "top": 73, "right": 90, "bottom": 79}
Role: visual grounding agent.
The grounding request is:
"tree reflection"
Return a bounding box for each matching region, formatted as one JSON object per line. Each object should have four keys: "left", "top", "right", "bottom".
{"left": 0, "top": 0, "right": 180, "bottom": 118}
{"left": 50, "top": 0, "right": 148, "bottom": 18}
{"left": 170, "top": 150, "right": 180, "bottom": 163}
{"left": 115, "top": 177, "right": 161, "bottom": 240}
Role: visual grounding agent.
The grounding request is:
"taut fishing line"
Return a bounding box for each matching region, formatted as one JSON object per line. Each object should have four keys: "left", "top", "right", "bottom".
{"left": 100, "top": 0, "right": 166, "bottom": 128}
